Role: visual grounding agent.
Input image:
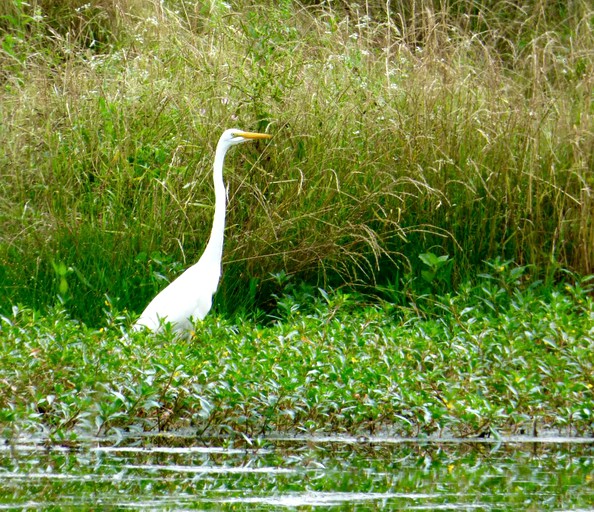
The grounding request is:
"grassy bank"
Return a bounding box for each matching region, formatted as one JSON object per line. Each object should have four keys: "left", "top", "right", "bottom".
{"left": 1, "top": 269, "right": 593, "bottom": 441}
{"left": 1, "top": 1, "right": 592, "bottom": 323}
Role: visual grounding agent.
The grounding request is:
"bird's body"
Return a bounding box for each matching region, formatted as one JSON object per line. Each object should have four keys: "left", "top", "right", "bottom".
{"left": 133, "top": 251, "right": 220, "bottom": 333}
{"left": 133, "top": 128, "right": 271, "bottom": 334}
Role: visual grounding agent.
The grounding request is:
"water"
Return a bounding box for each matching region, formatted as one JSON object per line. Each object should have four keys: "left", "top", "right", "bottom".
{"left": 1, "top": 435, "right": 593, "bottom": 510}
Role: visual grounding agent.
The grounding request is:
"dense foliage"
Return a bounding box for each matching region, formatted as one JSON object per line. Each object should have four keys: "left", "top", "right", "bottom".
{"left": 1, "top": 1, "right": 592, "bottom": 323}
{"left": 1, "top": 1, "right": 592, "bottom": 441}
{"left": 1, "top": 269, "right": 593, "bottom": 440}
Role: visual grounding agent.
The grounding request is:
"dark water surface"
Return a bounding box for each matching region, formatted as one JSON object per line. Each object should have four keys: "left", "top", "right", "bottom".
{"left": 1, "top": 435, "right": 592, "bottom": 510}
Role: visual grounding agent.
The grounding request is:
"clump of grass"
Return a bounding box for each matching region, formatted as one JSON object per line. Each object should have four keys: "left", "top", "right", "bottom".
{"left": 0, "top": 270, "right": 592, "bottom": 440}
{"left": 0, "top": 0, "right": 139, "bottom": 53}
{"left": 0, "top": 1, "right": 592, "bottom": 323}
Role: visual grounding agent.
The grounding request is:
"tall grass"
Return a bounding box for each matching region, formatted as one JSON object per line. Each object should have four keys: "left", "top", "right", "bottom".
{"left": 1, "top": 0, "right": 592, "bottom": 323}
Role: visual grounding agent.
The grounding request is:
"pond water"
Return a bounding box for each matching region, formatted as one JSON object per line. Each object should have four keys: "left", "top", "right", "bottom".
{"left": 1, "top": 435, "right": 592, "bottom": 510}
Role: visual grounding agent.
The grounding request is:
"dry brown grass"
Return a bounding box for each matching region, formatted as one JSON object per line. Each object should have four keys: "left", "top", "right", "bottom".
{"left": 1, "top": 0, "right": 592, "bottom": 321}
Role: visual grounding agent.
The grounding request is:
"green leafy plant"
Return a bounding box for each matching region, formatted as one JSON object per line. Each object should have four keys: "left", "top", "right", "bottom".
{"left": 1, "top": 273, "right": 593, "bottom": 439}
{"left": 419, "top": 252, "right": 452, "bottom": 291}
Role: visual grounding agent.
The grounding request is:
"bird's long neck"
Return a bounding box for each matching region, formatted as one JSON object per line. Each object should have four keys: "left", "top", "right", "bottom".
{"left": 202, "top": 141, "right": 229, "bottom": 268}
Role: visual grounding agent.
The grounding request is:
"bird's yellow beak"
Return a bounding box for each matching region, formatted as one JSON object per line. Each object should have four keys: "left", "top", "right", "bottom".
{"left": 235, "top": 131, "right": 272, "bottom": 140}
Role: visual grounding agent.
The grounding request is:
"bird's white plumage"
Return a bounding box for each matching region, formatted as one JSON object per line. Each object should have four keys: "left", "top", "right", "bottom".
{"left": 133, "top": 128, "right": 271, "bottom": 334}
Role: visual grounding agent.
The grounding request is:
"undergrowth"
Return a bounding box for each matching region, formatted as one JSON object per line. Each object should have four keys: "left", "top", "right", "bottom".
{"left": 1, "top": 270, "right": 592, "bottom": 441}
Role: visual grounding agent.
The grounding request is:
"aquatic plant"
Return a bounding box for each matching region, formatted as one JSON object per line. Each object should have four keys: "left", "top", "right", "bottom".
{"left": 1, "top": 271, "right": 592, "bottom": 440}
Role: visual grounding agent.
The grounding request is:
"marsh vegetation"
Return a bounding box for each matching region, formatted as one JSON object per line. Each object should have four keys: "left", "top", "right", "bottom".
{"left": 0, "top": 1, "right": 593, "bottom": 440}
{"left": 1, "top": 0, "right": 592, "bottom": 321}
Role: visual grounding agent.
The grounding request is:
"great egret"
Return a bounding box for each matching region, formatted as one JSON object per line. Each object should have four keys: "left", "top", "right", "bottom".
{"left": 133, "top": 128, "right": 272, "bottom": 334}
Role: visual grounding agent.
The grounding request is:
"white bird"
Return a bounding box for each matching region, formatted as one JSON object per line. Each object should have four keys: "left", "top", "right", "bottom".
{"left": 134, "top": 128, "right": 272, "bottom": 334}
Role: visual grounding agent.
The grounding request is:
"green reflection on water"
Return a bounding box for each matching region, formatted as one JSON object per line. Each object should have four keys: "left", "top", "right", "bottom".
{"left": 0, "top": 438, "right": 592, "bottom": 510}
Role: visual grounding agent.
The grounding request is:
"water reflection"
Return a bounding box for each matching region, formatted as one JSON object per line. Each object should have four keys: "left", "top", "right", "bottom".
{"left": 0, "top": 436, "right": 592, "bottom": 510}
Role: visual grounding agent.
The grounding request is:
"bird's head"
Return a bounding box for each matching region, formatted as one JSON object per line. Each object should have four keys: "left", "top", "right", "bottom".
{"left": 221, "top": 128, "right": 272, "bottom": 147}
